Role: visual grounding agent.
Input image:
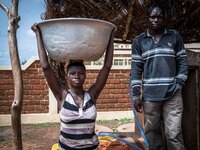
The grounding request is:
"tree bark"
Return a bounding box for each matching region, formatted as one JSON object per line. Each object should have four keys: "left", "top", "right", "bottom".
{"left": 122, "top": 0, "right": 135, "bottom": 41}
{"left": 0, "top": 0, "right": 23, "bottom": 149}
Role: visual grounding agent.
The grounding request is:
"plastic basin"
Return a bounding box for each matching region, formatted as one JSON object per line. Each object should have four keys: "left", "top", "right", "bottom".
{"left": 37, "top": 18, "right": 116, "bottom": 61}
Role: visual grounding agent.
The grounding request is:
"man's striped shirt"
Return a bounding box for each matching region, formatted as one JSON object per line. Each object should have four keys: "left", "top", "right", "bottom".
{"left": 131, "top": 29, "right": 188, "bottom": 101}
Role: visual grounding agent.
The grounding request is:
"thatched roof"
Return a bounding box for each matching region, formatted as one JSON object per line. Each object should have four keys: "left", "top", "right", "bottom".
{"left": 43, "top": 0, "right": 200, "bottom": 43}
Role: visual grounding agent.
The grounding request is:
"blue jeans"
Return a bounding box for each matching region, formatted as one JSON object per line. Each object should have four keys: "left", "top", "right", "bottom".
{"left": 143, "top": 90, "right": 185, "bottom": 150}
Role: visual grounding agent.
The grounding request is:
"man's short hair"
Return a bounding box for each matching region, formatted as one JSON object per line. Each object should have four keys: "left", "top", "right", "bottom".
{"left": 148, "top": 2, "right": 165, "bottom": 17}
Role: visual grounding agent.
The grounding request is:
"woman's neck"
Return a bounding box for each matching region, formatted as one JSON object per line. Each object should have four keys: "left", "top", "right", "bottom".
{"left": 69, "top": 88, "right": 84, "bottom": 96}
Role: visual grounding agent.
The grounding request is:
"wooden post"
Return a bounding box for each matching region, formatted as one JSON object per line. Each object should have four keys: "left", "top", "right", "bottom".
{"left": 0, "top": 1, "right": 23, "bottom": 150}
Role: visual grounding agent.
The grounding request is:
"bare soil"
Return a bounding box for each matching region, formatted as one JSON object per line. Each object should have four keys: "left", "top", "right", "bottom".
{"left": 0, "top": 119, "right": 134, "bottom": 150}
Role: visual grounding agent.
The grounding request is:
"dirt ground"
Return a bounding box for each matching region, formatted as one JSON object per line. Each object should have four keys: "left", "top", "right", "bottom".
{"left": 0, "top": 119, "right": 135, "bottom": 150}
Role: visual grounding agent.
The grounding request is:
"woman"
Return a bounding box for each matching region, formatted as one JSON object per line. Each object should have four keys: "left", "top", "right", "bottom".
{"left": 32, "top": 24, "right": 115, "bottom": 150}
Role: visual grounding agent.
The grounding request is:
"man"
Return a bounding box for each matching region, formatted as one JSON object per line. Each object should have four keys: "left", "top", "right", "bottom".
{"left": 131, "top": 3, "right": 188, "bottom": 150}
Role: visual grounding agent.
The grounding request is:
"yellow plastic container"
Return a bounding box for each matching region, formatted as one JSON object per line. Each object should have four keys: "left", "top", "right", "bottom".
{"left": 51, "top": 143, "right": 59, "bottom": 150}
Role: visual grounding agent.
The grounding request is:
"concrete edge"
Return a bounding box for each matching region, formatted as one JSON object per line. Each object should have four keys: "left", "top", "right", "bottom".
{"left": 0, "top": 110, "right": 133, "bottom": 126}
{"left": 1, "top": 43, "right": 199, "bottom": 70}
{"left": 0, "top": 56, "right": 131, "bottom": 70}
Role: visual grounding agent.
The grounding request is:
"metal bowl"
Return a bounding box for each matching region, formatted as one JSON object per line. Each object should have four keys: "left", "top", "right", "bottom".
{"left": 37, "top": 18, "right": 116, "bottom": 61}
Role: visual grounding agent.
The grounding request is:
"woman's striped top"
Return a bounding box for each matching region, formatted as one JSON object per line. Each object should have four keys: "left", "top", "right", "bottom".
{"left": 59, "top": 91, "right": 98, "bottom": 150}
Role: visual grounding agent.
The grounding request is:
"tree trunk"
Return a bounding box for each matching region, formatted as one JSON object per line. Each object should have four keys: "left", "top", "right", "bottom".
{"left": 0, "top": 0, "right": 23, "bottom": 149}
{"left": 9, "top": 2, "right": 23, "bottom": 150}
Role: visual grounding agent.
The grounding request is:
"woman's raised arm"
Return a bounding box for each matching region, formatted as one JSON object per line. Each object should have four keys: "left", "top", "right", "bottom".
{"left": 89, "top": 29, "right": 115, "bottom": 102}
{"left": 32, "top": 24, "right": 65, "bottom": 106}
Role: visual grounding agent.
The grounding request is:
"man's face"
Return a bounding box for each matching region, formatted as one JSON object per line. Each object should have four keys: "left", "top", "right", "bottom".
{"left": 149, "top": 7, "right": 164, "bottom": 30}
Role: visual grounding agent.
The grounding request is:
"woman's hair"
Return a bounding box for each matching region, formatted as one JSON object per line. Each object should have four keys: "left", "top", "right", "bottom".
{"left": 66, "top": 60, "right": 86, "bottom": 73}
{"left": 48, "top": 56, "right": 67, "bottom": 88}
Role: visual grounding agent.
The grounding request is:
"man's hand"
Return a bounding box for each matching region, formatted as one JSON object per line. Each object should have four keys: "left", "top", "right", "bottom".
{"left": 133, "top": 99, "right": 142, "bottom": 113}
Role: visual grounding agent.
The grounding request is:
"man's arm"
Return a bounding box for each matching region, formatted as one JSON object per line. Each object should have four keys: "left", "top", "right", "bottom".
{"left": 175, "top": 31, "right": 188, "bottom": 89}
{"left": 131, "top": 37, "right": 143, "bottom": 112}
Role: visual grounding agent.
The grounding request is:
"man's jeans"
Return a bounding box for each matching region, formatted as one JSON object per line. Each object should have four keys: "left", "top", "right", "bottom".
{"left": 143, "top": 90, "right": 185, "bottom": 150}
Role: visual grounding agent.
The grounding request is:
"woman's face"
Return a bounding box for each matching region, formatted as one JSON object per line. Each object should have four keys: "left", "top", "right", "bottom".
{"left": 67, "top": 66, "right": 86, "bottom": 88}
{"left": 149, "top": 7, "right": 164, "bottom": 30}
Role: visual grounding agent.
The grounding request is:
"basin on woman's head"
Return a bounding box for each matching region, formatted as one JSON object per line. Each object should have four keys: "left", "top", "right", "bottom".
{"left": 37, "top": 18, "right": 116, "bottom": 61}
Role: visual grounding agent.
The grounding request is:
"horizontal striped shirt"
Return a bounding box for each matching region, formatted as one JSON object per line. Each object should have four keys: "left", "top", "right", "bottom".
{"left": 59, "top": 91, "right": 98, "bottom": 150}
{"left": 131, "top": 29, "right": 188, "bottom": 101}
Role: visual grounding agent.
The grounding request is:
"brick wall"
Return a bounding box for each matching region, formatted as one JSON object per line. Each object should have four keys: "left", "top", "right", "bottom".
{"left": 86, "top": 69, "right": 131, "bottom": 111}
{"left": 0, "top": 60, "right": 49, "bottom": 114}
{"left": 0, "top": 60, "right": 132, "bottom": 114}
